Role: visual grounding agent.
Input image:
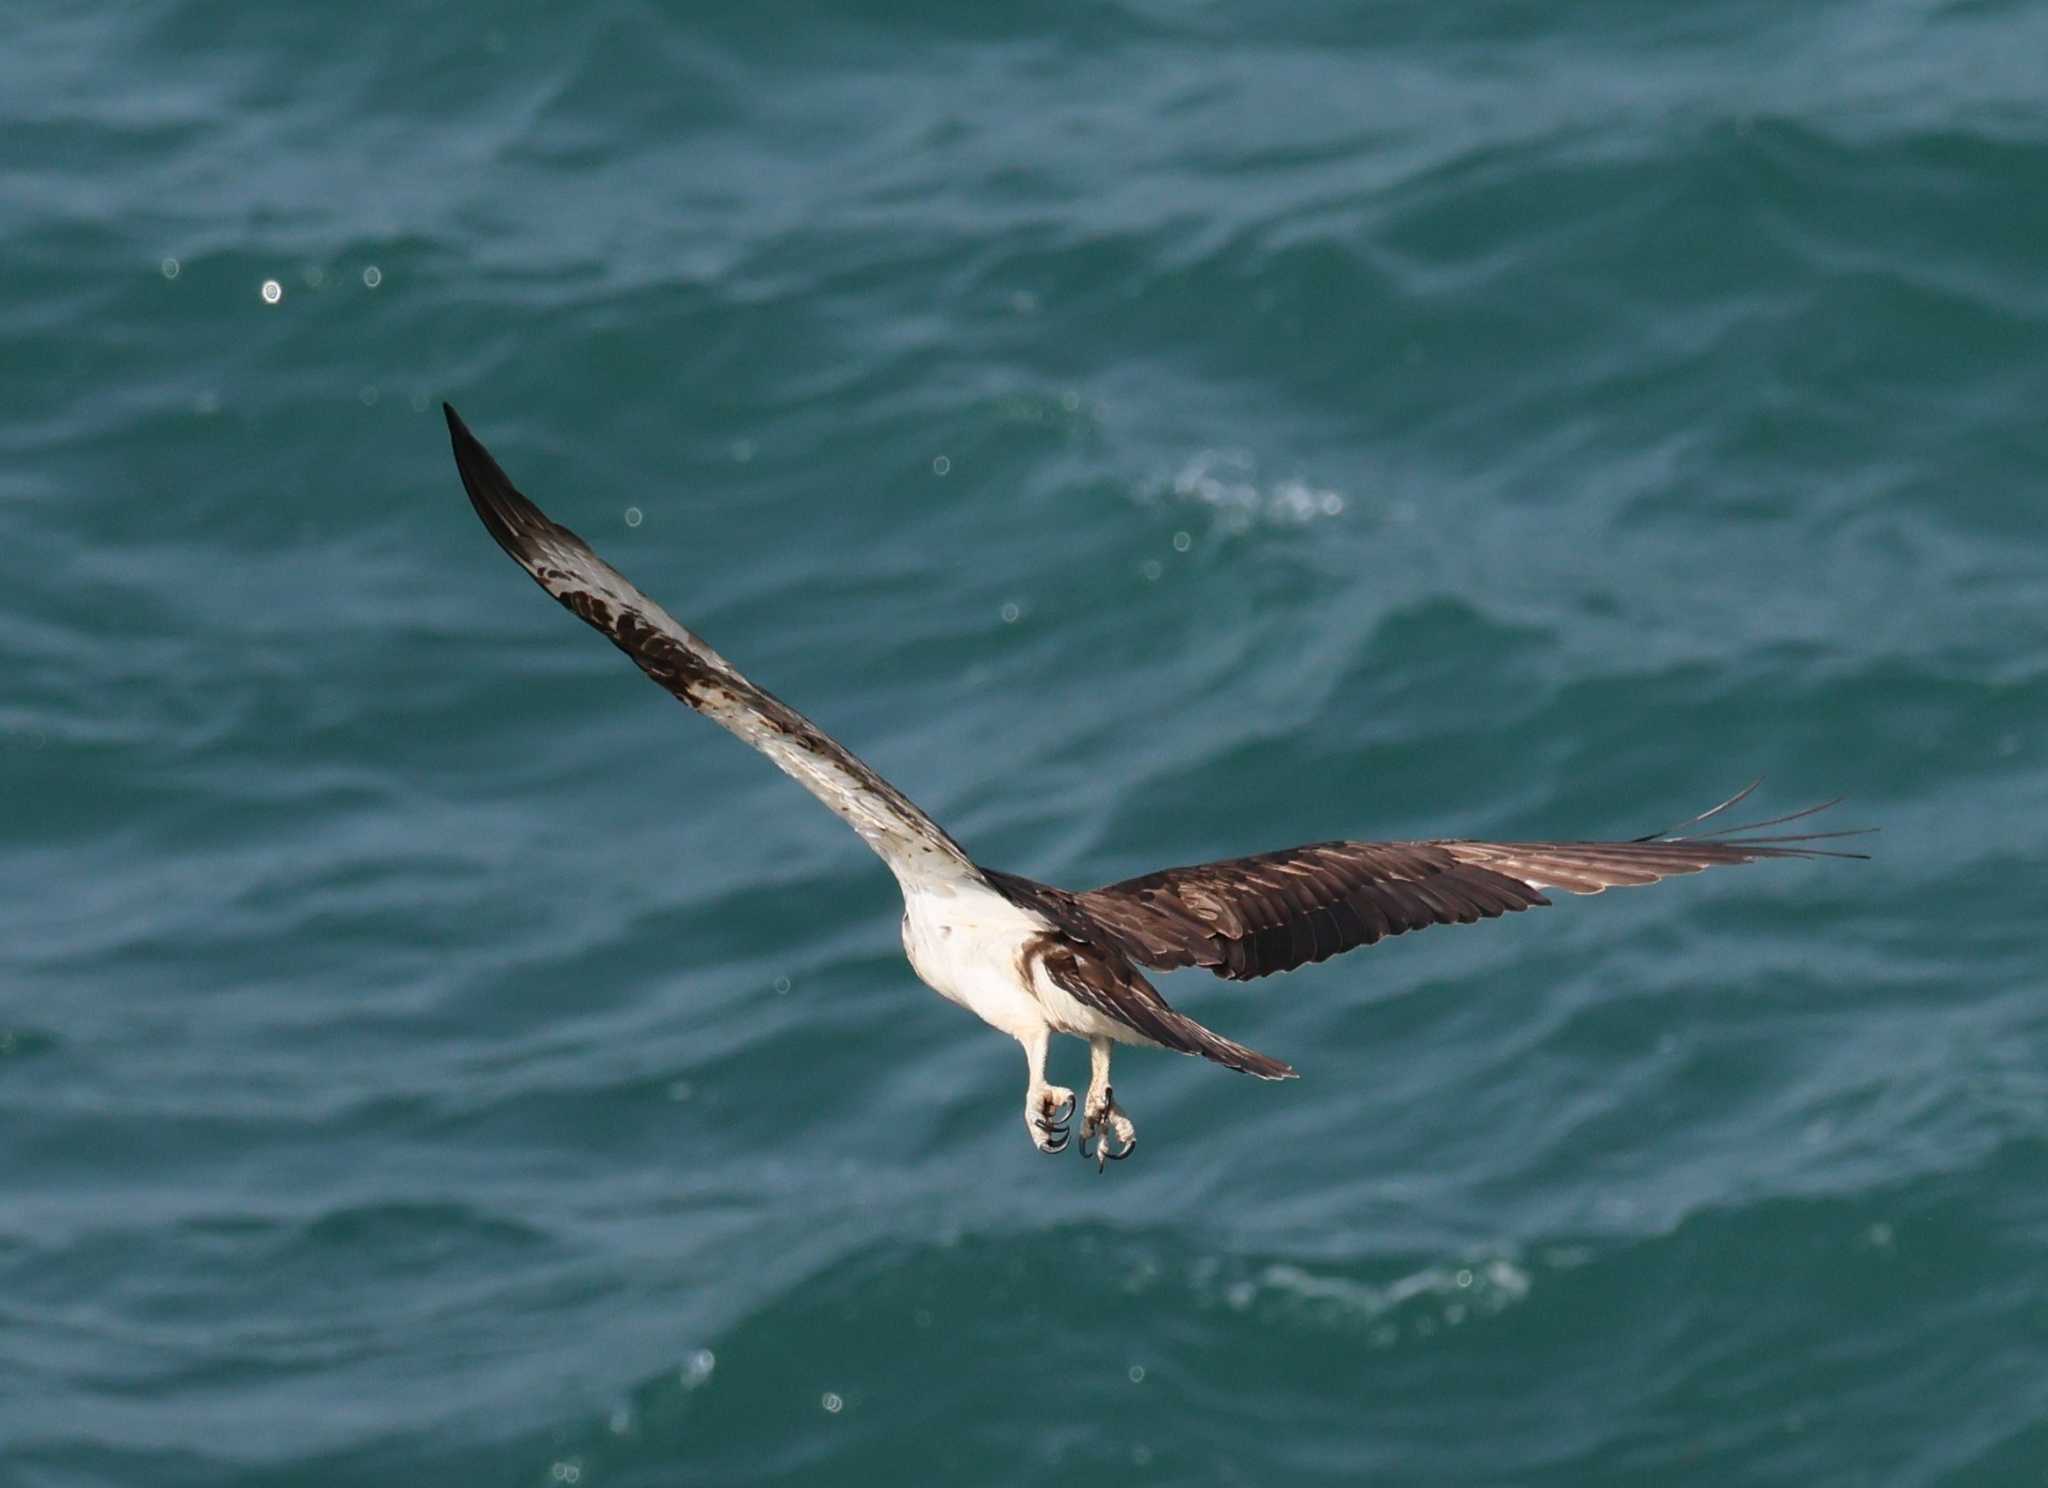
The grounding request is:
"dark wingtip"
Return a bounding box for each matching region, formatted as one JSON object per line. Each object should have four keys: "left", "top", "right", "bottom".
{"left": 442, "top": 402, "right": 496, "bottom": 485}
{"left": 1639, "top": 786, "right": 1876, "bottom": 859}
{"left": 443, "top": 401, "right": 482, "bottom": 457}
{"left": 441, "top": 402, "right": 554, "bottom": 567}
{"left": 442, "top": 400, "right": 484, "bottom": 478}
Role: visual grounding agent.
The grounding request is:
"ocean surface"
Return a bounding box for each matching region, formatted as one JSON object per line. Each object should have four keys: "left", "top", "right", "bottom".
{"left": 5, "top": 2, "right": 2047, "bottom": 1483}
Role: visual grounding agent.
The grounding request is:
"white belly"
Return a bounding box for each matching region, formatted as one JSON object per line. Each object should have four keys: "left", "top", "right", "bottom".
{"left": 899, "top": 881, "right": 1049, "bottom": 1040}
{"left": 897, "top": 879, "right": 1150, "bottom": 1045}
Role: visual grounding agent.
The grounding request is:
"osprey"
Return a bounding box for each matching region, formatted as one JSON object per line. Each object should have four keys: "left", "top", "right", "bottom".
{"left": 444, "top": 405, "right": 1867, "bottom": 1170}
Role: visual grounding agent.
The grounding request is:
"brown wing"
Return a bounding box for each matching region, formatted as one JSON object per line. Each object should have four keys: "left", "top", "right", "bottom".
{"left": 1074, "top": 787, "right": 1870, "bottom": 982}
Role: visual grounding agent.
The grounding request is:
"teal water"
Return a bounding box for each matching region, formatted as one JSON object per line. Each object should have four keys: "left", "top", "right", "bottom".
{"left": 5, "top": 2, "right": 2047, "bottom": 1483}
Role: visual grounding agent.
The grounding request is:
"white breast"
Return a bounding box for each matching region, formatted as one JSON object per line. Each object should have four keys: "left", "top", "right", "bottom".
{"left": 898, "top": 880, "right": 1052, "bottom": 1041}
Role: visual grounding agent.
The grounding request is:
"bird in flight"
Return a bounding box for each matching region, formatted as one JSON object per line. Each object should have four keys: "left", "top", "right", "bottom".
{"left": 444, "top": 405, "right": 1868, "bottom": 1170}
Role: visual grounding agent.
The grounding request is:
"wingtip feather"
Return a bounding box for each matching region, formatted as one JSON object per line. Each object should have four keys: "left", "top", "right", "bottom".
{"left": 443, "top": 402, "right": 492, "bottom": 474}
{"left": 1638, "top": 786, "right": 1875, "bottom": 858}
{"left": 442, "top": 403, "right": 558, "bottom": 569}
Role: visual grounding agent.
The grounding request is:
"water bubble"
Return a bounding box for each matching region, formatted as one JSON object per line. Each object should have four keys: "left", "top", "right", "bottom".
{"left": 193, "top": 390, "right": 221, "bottom": 416}
{"left": 1127, "top": 1364, "right": 1146, "bottom": 1383}
{"left": 1455, "top": 1269, "right": 1473, "bottom": 1288}
{"left": 1060, "top": 389, "right": 1081, "bottom": 413}
{"left": 1171, "top": 530, "right": 1191, "bottom": 552}
{"left": 731, "top": 439, "right": 755, "bottom": 464}
{"left": 1138, "top": 559, "right": 1163, "bottom": 582}
{"left": 362, "top": 265, "right": 383, "bottom": 288}
{"left": 912, "top": 1307, "right": 933, "bottom": 1329}
{"left": 931, "top": 455, "right": 951, "bottom": 476}
{"left": 358, "top": 385, "right": 379, "bottom": 406}
{"left": 1132, "top": 1444, "right": 1154, "bottom": 1466}
{"left": 683, "top": 1348, "right": 716, "bottom": 1386}
{"left": 609, "top": 1405, "right": 633, "bottom": 1435}
{"left": 260, "top": 279, "right": 283, "bottom": 304}
{"left": 302, "top": 264, "right": 326, "bottom": 289}
{"left": 999, "top": 601, "right": 1020, "bottom": 624}
{"left": 821, "top": 1391, "right": 844, "bottom": 1414}
{"left": 160, "top": 257, "right": 180, "bottom": 280}
{"left": 624, "top": 506, "right": 643, "bottom": 528}
{"left": 409, "top": 391, "right": 430, "bottom": 413}
{"left": 549, "top": 1463, "right": 581, "bottom": 1484}
{"left": 666, "top": 1079, "right": 692, "bottom": 1102}
{"left": 773, "top": 975, "right": 791, "bottom": 995}
{"left": 1009, "top": 289, "right": 1040, "bottom": 315}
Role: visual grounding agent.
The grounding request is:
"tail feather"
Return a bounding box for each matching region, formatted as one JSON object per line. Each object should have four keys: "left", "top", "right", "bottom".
{"left": 1161, "top": 1011, "right": 1297, "bottom": 1080}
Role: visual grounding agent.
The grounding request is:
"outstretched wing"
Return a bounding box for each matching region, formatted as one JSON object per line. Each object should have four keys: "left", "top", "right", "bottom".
{"left": 445, "top": 404, "right": 977, "bottom": 884}
{"left": 1076, "top": 785, "right": 1870, "bottom": 981}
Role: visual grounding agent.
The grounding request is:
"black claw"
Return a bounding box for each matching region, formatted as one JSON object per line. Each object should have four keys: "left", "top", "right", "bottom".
{"left": 1047, "top": 1092, "right": 1076, "bottom": 1125}
{"left": 1075, "top": 1122, "right": 1136, "bottom": 1170}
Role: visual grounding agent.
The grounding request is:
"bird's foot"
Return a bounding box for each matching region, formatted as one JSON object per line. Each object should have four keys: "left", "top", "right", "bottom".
{"left": 1079, "top": 1086, "right": 1137, "bottom": 1172}
{"left": 1028, "top": 1085, "right": 1075, "bottom": 1154}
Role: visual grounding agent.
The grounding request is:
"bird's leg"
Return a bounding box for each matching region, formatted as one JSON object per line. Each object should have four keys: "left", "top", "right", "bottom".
{"left": 1022, "top": 1027, "right": 1074, "bottom": 1155}
{"left": 1079, "top": 1037, "right": 1137, "bottom": 1171}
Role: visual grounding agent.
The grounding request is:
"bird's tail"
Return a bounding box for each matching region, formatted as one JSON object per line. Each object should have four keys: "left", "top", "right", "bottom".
{"left": 1161, "top": 1011, "right": 1297, "bottom": 1080}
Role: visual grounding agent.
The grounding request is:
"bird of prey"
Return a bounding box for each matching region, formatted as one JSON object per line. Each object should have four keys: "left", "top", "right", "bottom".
{"left": 444, "top": 405, "right": 1868, "bottom": 1170}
